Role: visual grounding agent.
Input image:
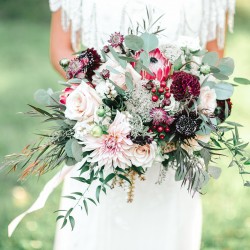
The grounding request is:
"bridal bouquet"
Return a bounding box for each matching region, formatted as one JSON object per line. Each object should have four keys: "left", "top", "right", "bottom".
{"left": 3, "top": 30, "right": 250, "bottom": 230}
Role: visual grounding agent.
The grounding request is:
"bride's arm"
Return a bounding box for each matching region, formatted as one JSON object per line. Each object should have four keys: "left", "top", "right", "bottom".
{"left": 50, "top": 9, "right": 74, "bottom": 78}
{"left": 206, "top": 40, "right": 224, "bottom": 58}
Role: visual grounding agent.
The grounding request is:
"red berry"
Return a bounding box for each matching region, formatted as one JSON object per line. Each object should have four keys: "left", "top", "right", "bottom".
{"left": 148, "top": 129, "right": 153, "bottom": 133}
{"left": 159, "top": 134, "right": 165, "bottom": 140}
{"left": 157, "top": 126, "right": 164, "bottom": 133}
{"left": 151, "top": 88, "right": 157, "bottom": 93}
{"left": 152, "top": 95, "right": 159, "bottom": 102}
{"left": 164, "top": 92, "right": 171, "bottom": 99}
{"left": 158, "top": 87, "right": 164, "bottom": 94}
{"left": 165, "top": 87, "right": 169, "bottom": 91}
{"left": 165, "top": 127, "right": 170, "bottom": 133}
{"left": 152, "top": 125, "right": 157, "bottom": 130}
{"left": 160, "top": 82, "right": 167, "bottom": 88}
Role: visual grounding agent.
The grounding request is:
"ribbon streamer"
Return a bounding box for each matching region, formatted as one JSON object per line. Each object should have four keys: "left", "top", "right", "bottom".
{"left": 8, "top": 166, "right": 74, "bottom": 237}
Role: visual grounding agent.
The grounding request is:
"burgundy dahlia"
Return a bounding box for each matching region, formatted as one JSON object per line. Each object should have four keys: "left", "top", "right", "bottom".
{"left": 214, "top": 99, "right": 233, "bottom": 123}
{"left": 108, "top": 32, "right": 125, "bottom": 48}
{"left": 170, "top": 72, "right": 200, "bottom": 101}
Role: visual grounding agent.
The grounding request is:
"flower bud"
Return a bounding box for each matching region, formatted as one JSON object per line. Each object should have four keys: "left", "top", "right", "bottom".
{"left": 59, "top": 58, "right": 70, "bottom": 68}
{"left": 91, "top": 125, "right": 103, "bottom": 137}
{"left": 200, "top": 64, "right": 211, "bottom": 74}
{"left": 96, "top": 108, "right": 106, "bottom": 117}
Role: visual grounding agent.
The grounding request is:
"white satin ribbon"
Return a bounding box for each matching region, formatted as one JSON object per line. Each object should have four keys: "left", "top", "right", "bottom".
{"left": 8, "top": 157, "right": 89, "bottom": 237}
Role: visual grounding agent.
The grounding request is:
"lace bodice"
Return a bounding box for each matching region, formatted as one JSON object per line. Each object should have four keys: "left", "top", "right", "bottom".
{"left": 49, "top": 0, "right": 235, "bottom": 51}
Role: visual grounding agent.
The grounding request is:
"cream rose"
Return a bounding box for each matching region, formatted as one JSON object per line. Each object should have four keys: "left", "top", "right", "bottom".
{"left": 198, "top": 86, "right": 217, "bottom": 115}
{"left": 130, "top": 142, "right": 157, "bottom": 168}
{"left": 65, "top": 82, "right": 102, "bottom": 121}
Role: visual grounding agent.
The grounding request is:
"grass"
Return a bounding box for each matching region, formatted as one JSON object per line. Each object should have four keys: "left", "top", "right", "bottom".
{"left": 0, "top": 5, "right": 250, "bottom": 250}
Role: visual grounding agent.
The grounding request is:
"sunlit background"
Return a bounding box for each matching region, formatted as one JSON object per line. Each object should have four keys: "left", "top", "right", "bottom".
{"left": 0, "top": 1, "right": 249, "bottom": 249}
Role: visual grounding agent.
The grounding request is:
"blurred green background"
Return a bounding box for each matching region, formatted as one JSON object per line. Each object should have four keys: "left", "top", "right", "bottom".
{"left": 0, "top": 1, "right": 249, "bottom": 249}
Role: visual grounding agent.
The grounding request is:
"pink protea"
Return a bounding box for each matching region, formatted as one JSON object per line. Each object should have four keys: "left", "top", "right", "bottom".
{"left": 82, "top": 111, "right": 133, "bottom": 169}
{"left": 143, "top": 48, "right": 171, "bottom": 82}
{"left": 59, "top": 84, "right": 79, "bottom": 105}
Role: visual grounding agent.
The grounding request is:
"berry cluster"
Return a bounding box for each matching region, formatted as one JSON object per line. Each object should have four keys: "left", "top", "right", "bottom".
{"left": 150, "top": 81, "right": 171, "bottom": 103}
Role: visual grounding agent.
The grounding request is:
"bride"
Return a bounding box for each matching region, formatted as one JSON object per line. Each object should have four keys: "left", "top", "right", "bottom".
{"left": 49, "top": 1, "right": 235, "bottom": 249}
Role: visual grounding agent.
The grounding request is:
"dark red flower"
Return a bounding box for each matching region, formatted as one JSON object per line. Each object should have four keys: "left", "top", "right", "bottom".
{"left": 215, "top": 99, "right": 233, "bottom": 123}
{"left": 170, "top": 72, "right": 200, "bottom": 101}
{"left": 171, "top": 111, "right": 202, "bottom": 140}
{"left": 78, "top": 48, "right": 101, "bottom": 80}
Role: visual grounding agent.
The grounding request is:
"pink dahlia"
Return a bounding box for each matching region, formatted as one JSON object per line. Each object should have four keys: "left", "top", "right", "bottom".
{"left": 142, "top": 48, "right": 171, "bottom": 82}
{"left": 59, "top": 84, "right": 79, "bottom": 105}
{"left": 108, "top": 32, "right": 125, "bottom": 48}
{"left": 82, "top": 111, "right": 133, "bottom": 169}
{"left": 170, "top": 72, "right": 200, "bottom": 101}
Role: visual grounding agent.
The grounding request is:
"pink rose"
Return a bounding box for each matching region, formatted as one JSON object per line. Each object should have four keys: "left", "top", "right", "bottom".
{"left": 65, "top": 82, "right": 102, "bottom": 121}
{"left": 198, "top": 86, "right": 217, "bottom": 115}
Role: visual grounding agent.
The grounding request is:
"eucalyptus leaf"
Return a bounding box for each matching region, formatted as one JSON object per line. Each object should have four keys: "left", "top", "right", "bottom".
{"left": 208, "top": 166, "right": 222, "bottom": 179}
{"left": 140, "top": 51, "right": 150, "bottom": 67}
{"left": 218, "top": 57, "right": 235, "bottom": 76}
{"left": 140, "top": 32, "right": 159, "bottom": 52}
{"left": 71, "top": 139, "right": 83, "bottom": 162}
{"left": 212, "top": 73, "right": 229, "bottom": 81}
{"left": 202, "top": 52, "right": 219, "bottom": 66}
{"left": 125, "top": 72, "right": 134, "bottom": 90}
{"left": 213, "top": 82, "right": 234, "bottom": 100}
{"left": 234, "top": 77, "right": 250, "bottom": 85}
{"left": 124, "top": 35, "right": 144, "bottom": 51}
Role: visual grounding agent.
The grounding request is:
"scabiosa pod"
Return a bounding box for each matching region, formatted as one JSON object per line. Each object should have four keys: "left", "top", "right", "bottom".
{"left": 108, "top": 32, "right": 125, "bottom": 48}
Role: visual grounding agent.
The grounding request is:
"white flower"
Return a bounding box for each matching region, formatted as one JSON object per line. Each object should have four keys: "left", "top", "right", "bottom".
{"left": 65, "top": 82, "right": 102, "bottom": 121}
{"left": 95, "top": 81, "right": 117, "bottom": 99}
{"left": 74, "top": 119, "right": 94, "bottom": 141}
{"left": 198, "top": 86, "right": 217, "bottom": 115}
{"left": 130, "top": 142, "right": 158, "bottom": 168}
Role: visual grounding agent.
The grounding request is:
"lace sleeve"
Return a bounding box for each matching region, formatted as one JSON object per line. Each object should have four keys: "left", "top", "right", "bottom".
{"left": 200, "top": 0, "right": 236, "bottom": 49}
{"left": 49, "top": 0, "right": 86, "bottom": 51}
{"left": 49, "top": 0, "right": 62, "bottom": 12}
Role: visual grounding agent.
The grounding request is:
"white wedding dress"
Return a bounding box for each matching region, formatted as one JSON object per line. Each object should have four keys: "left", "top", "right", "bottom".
{"left": 49, "top": 1, "right": 235, "bottom": 249}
